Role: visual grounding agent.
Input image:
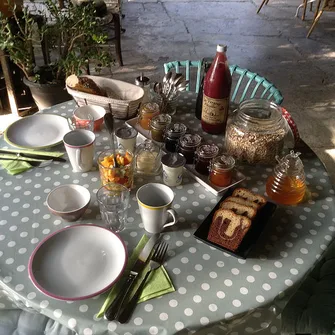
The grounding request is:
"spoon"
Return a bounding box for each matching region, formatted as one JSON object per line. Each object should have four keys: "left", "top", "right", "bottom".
{"left": 162, "top": 72, "right": 172, "bottom": 95}
{"left": 104, "top": 113, "right": 119, "bottom": 168}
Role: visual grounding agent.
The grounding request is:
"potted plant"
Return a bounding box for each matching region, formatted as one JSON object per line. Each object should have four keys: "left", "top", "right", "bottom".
{"left": 0, "top": 0, "right": 113, "bottom": 110}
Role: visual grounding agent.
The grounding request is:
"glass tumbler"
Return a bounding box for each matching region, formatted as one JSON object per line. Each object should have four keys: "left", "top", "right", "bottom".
{"left": 96, "top": 183, "right": 130, "bottom": 233}
{"left": 98, "top": 149, "right": 134, "bottom": 189}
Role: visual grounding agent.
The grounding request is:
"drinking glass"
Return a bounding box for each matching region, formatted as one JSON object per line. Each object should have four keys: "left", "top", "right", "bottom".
{"left": 68, "top": 114, "right": 94, "bottom": 131}
{"left": 96, "top": 183, "right": 130, "bottom": 233}
{"left": 98, "top": 149, "right": 134, "bottom": 189}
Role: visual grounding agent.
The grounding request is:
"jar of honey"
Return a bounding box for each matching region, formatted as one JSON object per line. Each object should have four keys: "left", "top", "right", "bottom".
{"left": 209, "top": 154, "right": 235, "bottom": 187}
{"left": 138, "top": 102, "right": 160, "bottom": 130}
{"left": 177, "top": 134, "right": 202, "bottom": 164}
{"left": 150, "top": 114, "right": 172, "bottom": 142}
{"left": 266, "top": 150, "right": 306, "bottom": 205}
{"left": 194, "top": 144, "right": 219, "bottom": 175}
{"left": 165, "top": 123, "right": 187, "bottom": 152}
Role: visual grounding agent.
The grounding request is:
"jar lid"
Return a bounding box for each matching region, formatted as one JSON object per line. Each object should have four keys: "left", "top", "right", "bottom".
{"left": 115, "top": 125, "right": 138, "bottom": 139}
{"left": 196, "top": 144, "right": 219, "bottom": 159}
{"left": 141, "top": 102, "right": 160, "bottom": 115}
{"left": 151, "top": 114, "right": 172, "bottom": 129}
{"left": 211, "top": 154, "right": 235, "bottom": 171}
{"left": 161, "top": 152, "right": 186, "bottom": 168}
{"left": 166, "top": 123, "right": 187, "bottom": 138}
{"left": 135, "top": 139, "right": 160, "bottom": 155}
{"left": 179, "top": 134, "right": 202, "bottom": 148}
{"left": 236, "top": 99, "right": 286, "bottom": 132}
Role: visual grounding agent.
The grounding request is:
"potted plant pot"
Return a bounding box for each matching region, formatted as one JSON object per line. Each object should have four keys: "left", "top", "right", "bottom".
{"left": 23, "top": 77, "right": 72, "bottom": 110}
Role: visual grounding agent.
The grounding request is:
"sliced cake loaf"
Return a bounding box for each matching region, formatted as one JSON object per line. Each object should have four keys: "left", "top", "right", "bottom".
{"left": 207, "top": 209, "right": 252, "bottom": 252}
{"left": 232, "top": 188, "right": 266, "bottom": 206}
{"left": 224, "top": 196, "right": 260, "bottom": 210}
{"left": 219, "top": 201, "right": 257, "bottom": 219}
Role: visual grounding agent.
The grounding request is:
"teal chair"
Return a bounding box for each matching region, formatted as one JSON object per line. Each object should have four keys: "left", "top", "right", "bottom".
{"left": 163, "top": 60, "right": 284, "bottom": 105}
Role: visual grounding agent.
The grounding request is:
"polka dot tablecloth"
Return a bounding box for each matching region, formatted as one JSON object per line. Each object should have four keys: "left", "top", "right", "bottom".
{"left": 1, "top": 95, "right": 335, "bottom": 335}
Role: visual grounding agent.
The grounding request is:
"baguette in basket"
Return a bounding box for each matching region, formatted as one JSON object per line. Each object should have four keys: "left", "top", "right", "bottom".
{"left": 66, "top": 75, "right": 107, "bottom": 96}
{"left": 66, "top": 75, "right": 144, "bottom": 120}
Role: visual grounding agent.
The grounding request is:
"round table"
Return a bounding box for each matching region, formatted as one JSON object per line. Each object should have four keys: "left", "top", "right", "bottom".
{"left": 0, "top": 94, "right": 334, "bottom": 335}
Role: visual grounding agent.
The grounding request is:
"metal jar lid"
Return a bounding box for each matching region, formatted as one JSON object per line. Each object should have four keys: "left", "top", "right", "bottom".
{"left": 161, "top": 152, "right": 186, "bottom": 168}
{"left": 196, "top": 144, "right": 219, "bottom": 159}
{"left": 141, "top": 102, "right": 160, "bottom": 115}
{"left": 150, "top": 114, "right": 172, "bottom": 130}
{"left": 115, "top": 125, "right": 138, "bottom": 139}
{"left": 179, "top": 133, "right": 202, "bottom": 149}
{"left": 166, "top": 123, "right": 187, "bottom": 138}
{"left": 211, "top": 154, "right": 235, "bottom": 171}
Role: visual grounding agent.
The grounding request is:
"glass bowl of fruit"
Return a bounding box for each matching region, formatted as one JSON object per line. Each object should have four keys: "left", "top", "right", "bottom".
{"left": 98, "top": 149, "right": 134, "bottom": 189}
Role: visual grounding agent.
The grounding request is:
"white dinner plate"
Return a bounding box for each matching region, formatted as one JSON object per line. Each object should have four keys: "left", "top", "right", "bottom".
{"left": 4, "top": 114, "right": 70, "bottom": 149}
{"left": 28, "top": 225, "right": 127, "bottom": 300}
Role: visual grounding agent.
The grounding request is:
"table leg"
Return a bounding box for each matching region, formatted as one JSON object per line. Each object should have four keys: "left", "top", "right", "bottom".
{"left": 0, "top": 50, "right": 19, "bottom": 116}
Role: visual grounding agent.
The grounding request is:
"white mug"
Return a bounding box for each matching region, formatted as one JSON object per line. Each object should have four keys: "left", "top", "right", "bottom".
{"left": 136, "top": 183, "right": 178, "bottom": 234}
{"left": 63, "top": 130, "right": 95, "bottom": 173}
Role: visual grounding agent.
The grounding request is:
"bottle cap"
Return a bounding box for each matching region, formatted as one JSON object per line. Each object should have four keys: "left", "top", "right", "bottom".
{"left": 217, "top": 44, "right": 227, "bottom": 52}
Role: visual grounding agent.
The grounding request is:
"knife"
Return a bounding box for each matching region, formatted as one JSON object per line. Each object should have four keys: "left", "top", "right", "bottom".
{"left": 0, "top": 150, "right": 66, "bottom": 162}
{"left": 104, "top": 234, "right": 160, "bottom": 321}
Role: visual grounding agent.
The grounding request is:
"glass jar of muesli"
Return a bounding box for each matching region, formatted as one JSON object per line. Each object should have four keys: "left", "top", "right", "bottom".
{"left": 225, "top": 99, "right": 289, "bottom": 165}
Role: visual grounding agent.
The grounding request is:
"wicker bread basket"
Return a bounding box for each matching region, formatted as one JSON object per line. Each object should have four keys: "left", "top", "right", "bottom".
{"left": 66, "top": 75, "right": 144, "bottom": 119}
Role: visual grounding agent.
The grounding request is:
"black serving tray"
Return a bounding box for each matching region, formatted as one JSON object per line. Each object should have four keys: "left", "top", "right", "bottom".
{"left": 193, "top": 188, "right": 277, "bottom": 259}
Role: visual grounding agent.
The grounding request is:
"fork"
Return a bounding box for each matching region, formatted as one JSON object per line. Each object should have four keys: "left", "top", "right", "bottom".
{"left": 117, "top": 241, "right": 169, "bottom": 324}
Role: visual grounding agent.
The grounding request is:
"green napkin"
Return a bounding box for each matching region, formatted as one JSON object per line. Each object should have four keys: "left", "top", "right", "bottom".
{"left": 97, "top": 235, "right": 175, "bottom": 318}
{"left": 0, "top": 149, "right": 65, "bottom": 175}
{"left": 0, "top": 159, "right": 33, "bottom": 175}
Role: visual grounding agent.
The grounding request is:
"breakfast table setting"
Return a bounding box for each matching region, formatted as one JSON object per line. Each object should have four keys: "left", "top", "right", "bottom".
{"left": 0, "top": 70, "right": 335, "bottom": 335}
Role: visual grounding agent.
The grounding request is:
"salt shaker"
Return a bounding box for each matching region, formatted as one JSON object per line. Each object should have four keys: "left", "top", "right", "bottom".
{"left": 266, "top": 150, "right": 306, "bottom": 205}
{"left": 135, "top": 74, "right": 150, "bottom": 104}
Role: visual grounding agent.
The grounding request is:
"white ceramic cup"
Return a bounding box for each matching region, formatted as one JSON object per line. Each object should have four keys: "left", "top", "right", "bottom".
{"left": 161, "top": 153, "right": 186, "bottom": 187}
{"left": 63, "top": 130, "right": 95, "bottom": 173}
{"left": 136, "top": 183, "right": 178, "bottom": 234}
{"left": 115, "top": 125, "right": 138, "bottom": 153}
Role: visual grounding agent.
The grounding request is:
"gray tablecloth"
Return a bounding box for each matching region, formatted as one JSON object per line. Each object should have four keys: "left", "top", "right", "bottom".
{"left": 0, "top": 94, "right": 334, "bottom": 335}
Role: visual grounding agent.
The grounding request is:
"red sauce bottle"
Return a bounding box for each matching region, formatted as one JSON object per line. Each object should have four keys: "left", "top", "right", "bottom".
{"left": 201, "top": 44, "right": 232, "bottom": 134}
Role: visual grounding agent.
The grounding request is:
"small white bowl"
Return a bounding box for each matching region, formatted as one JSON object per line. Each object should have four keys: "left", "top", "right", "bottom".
{"left": 74, "top": 105, "right": 106, "bottom": 132}
{"left": 46, "top": 185, "right": 91, "bottom": 222}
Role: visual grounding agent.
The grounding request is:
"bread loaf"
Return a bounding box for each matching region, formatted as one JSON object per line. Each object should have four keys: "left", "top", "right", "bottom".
{"left": 219, "top": 201, "right": 257, "bottom": 219}
{"left": 232, "top": 188, "right": 266, "bottom": 206}
{"left": 224, "top": 196, "right": 260, "bottom": 210}
{"left": 207, "top": 209, "right": 252, "bottom": 251}
{"left": 66, "top": 74, "right": 106, "bottom": 97}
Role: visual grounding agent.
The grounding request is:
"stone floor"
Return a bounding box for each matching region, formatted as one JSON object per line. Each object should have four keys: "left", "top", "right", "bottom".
{"left": 110, "top": 0, "right": 335, "bottom": 184}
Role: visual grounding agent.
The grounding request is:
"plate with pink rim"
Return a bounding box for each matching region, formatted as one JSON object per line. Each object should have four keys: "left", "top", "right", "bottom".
{"left": 28, "top": 225, "right": 127, "bottom": 300}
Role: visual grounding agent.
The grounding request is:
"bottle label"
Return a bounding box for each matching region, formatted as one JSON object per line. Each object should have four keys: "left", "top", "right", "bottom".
{"left": 202, "top": 95, "right": 229, "bottom": 125}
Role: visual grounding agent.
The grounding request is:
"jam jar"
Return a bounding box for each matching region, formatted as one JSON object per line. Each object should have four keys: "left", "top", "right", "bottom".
{"left": 209, "top": 154, "right": 235, "bottom": 187}
{"left": 165, "top": 123, "right": 187, "bottom": 152}
{"left": 138, "top": 102, "right": 160, "bottom": 130}
{"left": 194, "top": 144, "right": 219, "bottom": 175}
{"left": 178, "top": 133, "right": 202, "bottom": 164}
{"left": 150, "top": 114, "right": 172, "bottom": 142}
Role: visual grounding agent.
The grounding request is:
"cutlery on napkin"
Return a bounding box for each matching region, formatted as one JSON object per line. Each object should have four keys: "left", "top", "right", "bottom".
{"left": 97, "top": 235, "right": 175, "bottom": 319}
{"left": 104, "top": 234, "right": 159, "bottom": 321}
{"left": 0, "top": 149, "right": 65, "bottom": 175}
